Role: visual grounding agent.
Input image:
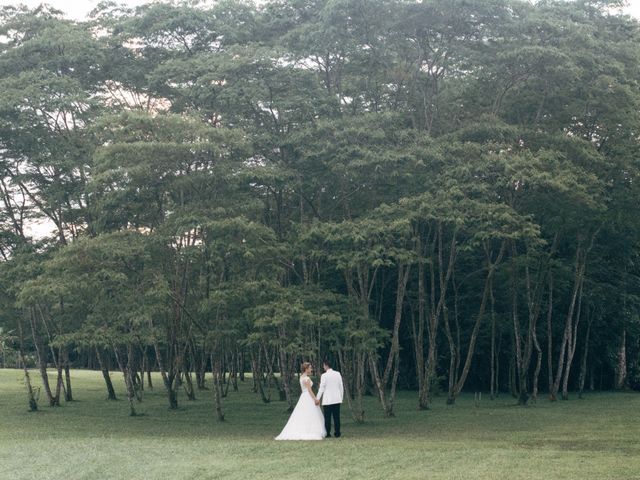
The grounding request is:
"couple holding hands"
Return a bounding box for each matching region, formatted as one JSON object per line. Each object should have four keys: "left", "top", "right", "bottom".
{"left": 275, "top": 359, "right": 344, "bottom": 441}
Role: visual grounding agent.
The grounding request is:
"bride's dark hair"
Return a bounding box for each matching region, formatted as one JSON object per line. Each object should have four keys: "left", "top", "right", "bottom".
{"left": 300, "top": 362, "right": 312, "bottom": 373}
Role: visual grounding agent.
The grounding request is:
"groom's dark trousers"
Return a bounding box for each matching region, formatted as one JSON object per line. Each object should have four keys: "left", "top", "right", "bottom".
{"left": 323, "top": 403, "right": 341, "bottom": 437}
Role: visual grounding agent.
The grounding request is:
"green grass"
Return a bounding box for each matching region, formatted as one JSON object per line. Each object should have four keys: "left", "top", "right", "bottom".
{"left": 1, "top": 369, "right": 639, "bottom": 480}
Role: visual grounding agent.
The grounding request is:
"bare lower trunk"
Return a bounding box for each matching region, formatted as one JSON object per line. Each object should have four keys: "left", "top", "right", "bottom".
{"left": 154, "top": 341, "right": 178, "bottom": 408}
{"left": 371, "top": 264, "right": 410, "bottom": 417}
{"left": 251, "top": 351, "right": 270, "bottom": 403}
{"left": 578, "top": 314, "right": 592, "bottom": 399}
{"left": 18, "top": 316, "right": 38, "bottom": 411}
{"left": 368, "top": 355, "right": 391, "bottom": 416}
{"left": 63, "top": 351, "right": 73, "bottom": 402}
{"left": 183, "top": 369, "right": 196, "bottom": 400}
{"left": 490, "top": 277, "right": 497, "bottom": 400}
{"left": 551, "top": 247, "right": 586, "bottom": 400}
{"left": 615, "top": 329, "right": 627, "bottom": 390}
{"left": 278, "top": 341, "right": 294, "bottom": 412}
{"left": 413, "top": 254, "right": 428, "bottom": 410}
{"left": 96, "top": 347, "right": 117, "bottom": 401}
{"left": 546, "top": 274, "right": 554, "bottom": 399}
{"left": 28, "top": 308, "right": 58, "bottom": 406}
{"left": 195, "top": 346, "right": 207, "bottom": 390}
{"left": 447, "top": 240, "right": 505, "bottom": 404}
{"left": 113, "top": 344, "right": 137, "bottom": 416}
{"left": 510, "top": 248, "right": 527, "bottom": 404}
{"left": 211, "top": 354, "right": 225, "bottom": 421}
{"left": 422, "top": 224, "right": 457, "bottom": 409}
{"left": 339, "top": 349, "right": 365, "bottom": 423}
{"left": 561, "top": 278, "right": 584, "bottom": 400}
{"left": 532, "top": 326, "right": 542, "bottom": 402}
{"left": 230, "top": 350, "right": 239, "bottom": 392}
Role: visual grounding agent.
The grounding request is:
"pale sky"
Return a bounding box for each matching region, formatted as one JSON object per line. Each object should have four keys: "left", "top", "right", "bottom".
{"left": 0, "top": 0, "right": 152, "bottom": 19}
{"left": 0, "top": 0, "right": 639, "bottom": 19}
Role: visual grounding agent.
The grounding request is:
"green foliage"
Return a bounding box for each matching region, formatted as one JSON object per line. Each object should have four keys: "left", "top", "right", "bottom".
{"left": 0, "top": 0, "right": 639, "bottom": 411}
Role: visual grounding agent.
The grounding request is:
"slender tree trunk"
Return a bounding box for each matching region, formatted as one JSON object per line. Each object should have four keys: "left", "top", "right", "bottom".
{"left": 239, "top": 350, "right": 245, "bottom": 382}
{"left": 263, "top": 344, "right": 284, "bottom": 401}
{"left": 422, "top": 223, "right": 457, "bottom": 409}
{"left": 551, "top": 246, "right": 586, "bottom": 400}
{"left": 368, "top": 355, "right": 390, "bottom": 416}
{"left": 278, "top": 330, "right": 294, "bottom": 412}
{"left": 510, "top": 250, "right": 527, "bottom": 404}
{"left": 113, "top": 344, "right": 137, "bottom": 416}
{"left": 546, "top": 273, "right": 554, "bottom": 399}
{"left": 532, "top": 325, "right": 542, "bottom": 402}
{"left": 183, "top": 368, "right": 196, "bottom": 401}
{"left": 96, "top": 347, "right": 117, "bottom": 401}
{"left": 371, "top": 264, "right": 410, "bottom": 417}
{"left": 230, "top": 349, "right": 239, "bottom": 392}
{"left": 562, "top": 278, "right": 584, "bottom": 400}
{"left": 578, "top": 312, "right": 593, "bottom": 399}
{"left": 211, "top": 354, "right": 225, "bottom": 421}
{"left": 28, "top": 308, "right": 57, "bottom": 406}
{"left": 490, "top": 277, "right": 497, "bottom": 400}
{"left": 339, "top": 349, "right": 365, "bottom": 423}
{"left": 447, "top": 240, "right": 505, "bottom": 404}
{"left": 63, "top": 350, "right": 73, "bottom": 402}
{"left": 18, "top": 316, "right": 38, "bottom": 411}
{"left": 509, "top": 344, "right": 517, "bottom": 398}
{"left": 154, "top": 340, "right": 178, "bottom": 408}
{"left": 251, "top": 350, "right": 270, "bottom": 403}
{"left": 615, "top": 329, "right": 627, "bottom": 390}
{"left": 414, "top": 239, "right": 428, "bottom": 409}
{"left": 182, "top": 344, "right": 196, "bottom": 401}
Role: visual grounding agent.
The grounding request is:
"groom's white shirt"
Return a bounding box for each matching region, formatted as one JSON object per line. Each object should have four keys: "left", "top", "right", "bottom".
{"left": 316, "top": 368, "right": 344, "bottom": 406}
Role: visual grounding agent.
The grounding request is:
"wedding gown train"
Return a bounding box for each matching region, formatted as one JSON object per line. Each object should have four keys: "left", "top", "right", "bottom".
{"left": 275, "top": 376, "right": 326, "bottom": 441}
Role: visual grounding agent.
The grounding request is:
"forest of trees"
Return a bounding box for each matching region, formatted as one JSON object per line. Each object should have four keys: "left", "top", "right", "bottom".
{"left": 0, "top": 0, "right": 639, "bottom": 419}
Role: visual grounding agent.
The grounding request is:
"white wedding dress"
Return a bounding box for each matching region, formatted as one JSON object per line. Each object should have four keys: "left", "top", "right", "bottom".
{"left": 275, "top": 375, "right": 326, "bottom": 440}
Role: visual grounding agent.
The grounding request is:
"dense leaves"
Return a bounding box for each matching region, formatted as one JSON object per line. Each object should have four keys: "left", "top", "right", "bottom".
{"left": 0, "top": 0, "right": 639, "bottom": 416}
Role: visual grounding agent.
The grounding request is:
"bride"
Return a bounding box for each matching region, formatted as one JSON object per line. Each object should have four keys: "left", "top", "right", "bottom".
{"left": 275, "top": 362, "right": 326, "bottom": 441}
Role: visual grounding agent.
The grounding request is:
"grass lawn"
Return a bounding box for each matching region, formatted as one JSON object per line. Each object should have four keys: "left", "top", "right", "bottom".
{"left": 1, "top": 369, "right": 639, "bottom": 480}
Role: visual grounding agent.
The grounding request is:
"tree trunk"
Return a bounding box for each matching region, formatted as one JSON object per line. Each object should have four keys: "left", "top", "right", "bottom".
{"left": 18, "top": 316, "right": 38, "bottom": 411}
{"left": 371, "top": 263, "right": 410, "bottom": 417}
{"left": 561, "top": 277, "right": 584, "bottom": 400}
{"left": 153, "top": 340, "right": 178, "bottom": 408}
{"left": 95, "top": 347, "right": 117, "bottom": 401}
{"left": 413, "top": 242, "right": 428, "bottom": 409}
{"left": 422, "top": 223, "right": 457, "bottom": 409}
{"left": 546, "top": 273, "right": 554, "bottom": 399}
{"left": 551, "top": 245, "right": 586, "bottom": 400}
{"left": 447, "top": 240, "right": 505, "bottom": 404}
{"left": 63, "top": 350, "right": 73, "bottom": 402}
{"left": 251, "top": 350, "right": 270, "bottom": 403}
{"left": 578, "top": 312, "right": 593, "bottom": 399}
{"left": 211, "top": 354, "right": 225, "bottom": 421}
{"left": 338, "top": 349, "right": 365, "bottom": 423}
{"left": 510, "top": 256, "right": 528, "bottom": 405}
{"left": 28, "top": 308, "right": 58, "bottom": 406}
{"left": 532, "top": 325, "right": 542, "bottom": 402}
{"left": 113, "top": 344, "right": 137, "bottom": 416}
{"left": 615, "top": 329, "right": 627, "bottom": 390}
{"left": 277, "top": 333, "right": 294, "bottom": 412}
{"left": 490, "top": 277, "right": 497, "bottom": 400}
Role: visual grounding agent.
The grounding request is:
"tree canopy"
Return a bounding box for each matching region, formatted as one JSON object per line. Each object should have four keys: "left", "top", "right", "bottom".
{"left": 0, "top": 0, "right": 639, "bottom": 417}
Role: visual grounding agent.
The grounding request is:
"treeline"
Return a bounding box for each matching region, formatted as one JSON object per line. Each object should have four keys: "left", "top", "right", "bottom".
{"left": 0, "top": 0, "right": 639, "bottom": 419}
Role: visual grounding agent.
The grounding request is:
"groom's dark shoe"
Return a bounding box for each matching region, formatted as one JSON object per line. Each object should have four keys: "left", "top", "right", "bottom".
{"left": 326, "top": 434, "right": 332, "bottom": 438}
{"left": 334, "top": 433, "right": 341, "bottom": 438}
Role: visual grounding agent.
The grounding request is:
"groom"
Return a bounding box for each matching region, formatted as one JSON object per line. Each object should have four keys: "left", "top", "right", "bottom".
{"left": 315, "top": 358, "right": 344, "bottom": 438}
